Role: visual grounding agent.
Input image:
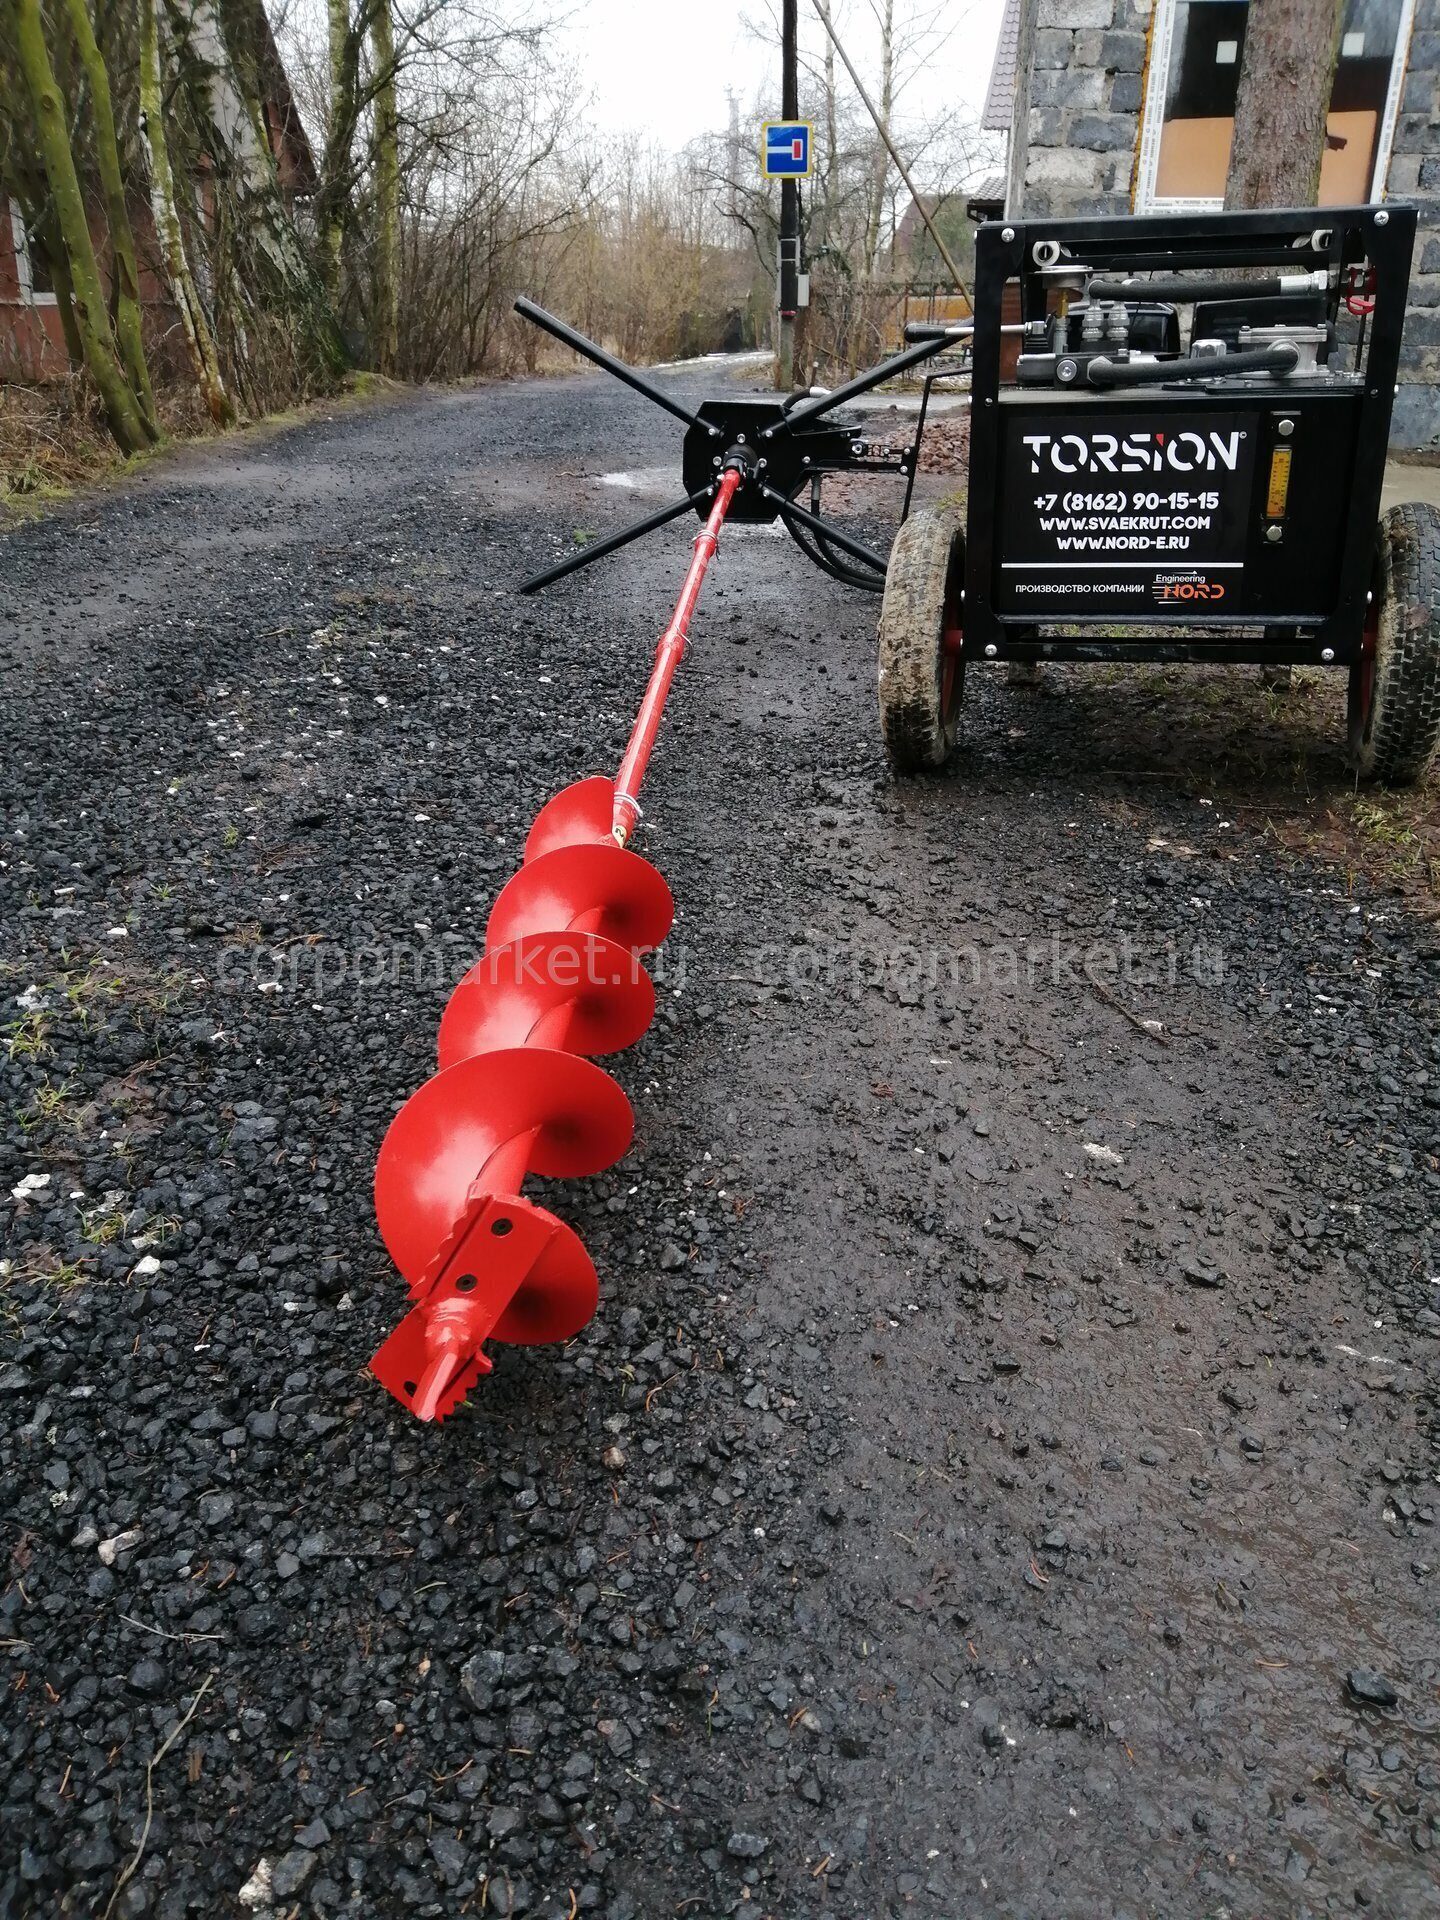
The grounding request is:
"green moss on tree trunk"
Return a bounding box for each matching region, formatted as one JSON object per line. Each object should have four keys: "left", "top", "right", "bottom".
{"left": 11, "top": 0, "right": 154, "bottom": 452}
{"left": 63, "top": 0, "right": 160, "bottom": 438}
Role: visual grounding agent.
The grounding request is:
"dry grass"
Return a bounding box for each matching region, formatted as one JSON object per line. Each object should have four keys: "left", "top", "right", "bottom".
{"left": 0, "top": 369, "right": 395, "bottom": 524}
{"left": 0, "top": 377, "right": 123, "bottom": 507}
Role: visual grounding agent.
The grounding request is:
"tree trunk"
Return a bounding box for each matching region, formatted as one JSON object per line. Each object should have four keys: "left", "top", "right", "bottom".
{"left": 10, "top": 0, "right": 154, "bottom": 452}
{"left": 318, "top": 0, "right": 351, "bottom": 291}
{"left": 163, "top": 0, "right": 348, "bottom": 380}
{"left": 1224, "top": 0, "right": 1345, "bottom": 208}
{"left": 822, "top": 32, "right": 839, "bottom": 251}
{"left": 138, "top": 0, "right": 235, "bottom": 423}
{"left": 43, "top": 220, "right": 85, "bottom": 365}
{"left": 63, "top": 0, "right": 160, "bottom": 436}
{"left": 370, "top": 0, "right": 400, "bottom": 373}
{"left": 217, "top": 0, "right": 268, "bottom": 138}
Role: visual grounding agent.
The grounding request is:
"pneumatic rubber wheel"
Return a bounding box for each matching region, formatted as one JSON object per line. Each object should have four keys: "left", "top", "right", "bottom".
{"left": 1348, "top": 501, "right": 1440, "bottom": 785}
{"left": 877, "top": 502, "right": 964, "bottom": 772}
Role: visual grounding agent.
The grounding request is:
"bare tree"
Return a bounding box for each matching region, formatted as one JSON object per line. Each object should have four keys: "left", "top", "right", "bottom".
{"left": 370, "top": 0, "right": 400, "bottom": 369}
{"left": 860, "top": 0, "right": 893, "bottom": 276}
{"left": 138, "top": 0, "right": 234, "bottom": 420}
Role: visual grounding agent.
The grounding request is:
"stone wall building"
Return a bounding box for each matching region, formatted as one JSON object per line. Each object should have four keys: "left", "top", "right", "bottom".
{"left": 982, "top": 0, "right": 1440, "bottom": 450}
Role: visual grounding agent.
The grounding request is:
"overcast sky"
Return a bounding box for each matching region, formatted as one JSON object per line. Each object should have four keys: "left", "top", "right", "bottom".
{"left": 560, "top": 0, "right": 1008, "bottom": 161}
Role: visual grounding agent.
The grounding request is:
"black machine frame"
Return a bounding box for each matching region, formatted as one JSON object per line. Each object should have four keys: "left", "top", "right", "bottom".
{"left": 962, "top": 205, "right": 1417, "bottom": 667}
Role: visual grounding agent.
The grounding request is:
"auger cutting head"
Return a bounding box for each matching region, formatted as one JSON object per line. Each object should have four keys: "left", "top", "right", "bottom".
{"left": 369, "top": 774, "right": 676, "bottom": 1421}
{"left": 372, "top": 1049, "right": 633, "bottom": 1421}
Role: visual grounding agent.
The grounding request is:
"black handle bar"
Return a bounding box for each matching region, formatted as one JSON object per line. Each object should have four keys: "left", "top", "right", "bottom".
{"left": 902, "top": 321, "right": 974, "bottom": 343}
{"left": 513, "top": 298, "right": 716, "bottom": 435}
{"left": 764, "top": 332, "right": 951, "bottom": 436}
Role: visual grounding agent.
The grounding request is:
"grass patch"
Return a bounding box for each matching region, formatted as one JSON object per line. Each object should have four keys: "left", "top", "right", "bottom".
{"left": 59, "top": 958, "right": 125, "bottom": 1028}
{"left": 4, "top": 1009, "right": 53, "bottom": 1063}
{"left": 15, "top": 1078, "right": 77, "bottom": 1134}
{"left": 132, "top": 1213, "right": 180, "bottom": 1249}
{"left": 80, "top": 1200, "right": 127, "bottom": 1248}
{"left": 2, "top": 1247, "right": 93, "bottom": 1294}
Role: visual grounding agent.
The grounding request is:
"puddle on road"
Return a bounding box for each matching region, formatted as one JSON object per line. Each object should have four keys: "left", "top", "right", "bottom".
{"left": 590, "top": 467, "right": 674, "bottom": 496}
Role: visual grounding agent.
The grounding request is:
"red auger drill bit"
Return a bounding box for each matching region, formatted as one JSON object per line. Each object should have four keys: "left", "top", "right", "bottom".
{"left": 370, "top": 468, "right": 743, "bottom": 1421}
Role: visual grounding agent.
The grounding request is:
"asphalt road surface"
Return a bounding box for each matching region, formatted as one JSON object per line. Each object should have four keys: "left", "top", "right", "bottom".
{"left": 1, "top": 366, "right": 1437, "bottom": 1920}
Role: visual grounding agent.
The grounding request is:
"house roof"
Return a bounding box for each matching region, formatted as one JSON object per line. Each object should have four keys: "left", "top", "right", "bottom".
{"left": 247, "top": 0, "right": 319, "bottom": 195}
{"left": 982, "top": 0, "right": 1023, "bottom": 133}
{"left": 894, "top": 193, "right": 959, "bottom": 259}
{"left": 966, "top": 172, "right": 1008, "bottom": 216}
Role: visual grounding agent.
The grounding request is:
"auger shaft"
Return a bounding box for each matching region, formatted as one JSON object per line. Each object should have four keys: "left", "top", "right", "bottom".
{"left": 611, "top": 467, "right": 742, "bottom": 845}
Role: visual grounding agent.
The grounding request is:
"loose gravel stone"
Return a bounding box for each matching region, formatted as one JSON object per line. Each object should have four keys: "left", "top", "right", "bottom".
{"left": 1347, "top": 1669, "right": 1401, "bottom": 1708}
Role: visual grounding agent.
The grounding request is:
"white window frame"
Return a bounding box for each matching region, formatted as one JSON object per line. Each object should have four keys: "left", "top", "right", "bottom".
{"left": 7, "top": 197, "right": 58, "bottom": 307}
{"left": 1134, "top": 0, "right": 1418, "bottom": 213}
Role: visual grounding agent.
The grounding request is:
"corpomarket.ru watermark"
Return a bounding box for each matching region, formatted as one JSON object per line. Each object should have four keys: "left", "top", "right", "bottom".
{"left": 211, "top": 929, "right": 1225, "bottom": 1002}
{"left": 741, "top": 931, "right": 1223, "bottom": 993}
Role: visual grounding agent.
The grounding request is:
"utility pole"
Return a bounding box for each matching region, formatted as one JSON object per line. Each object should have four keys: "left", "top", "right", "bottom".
{"left": 777, "top": 0, "right": 800, "bottom": 389}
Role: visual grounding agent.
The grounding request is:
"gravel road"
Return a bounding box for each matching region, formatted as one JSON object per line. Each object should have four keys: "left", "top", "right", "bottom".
{"left": 1, "top": 366, "right": 1437, "bottom": 1920}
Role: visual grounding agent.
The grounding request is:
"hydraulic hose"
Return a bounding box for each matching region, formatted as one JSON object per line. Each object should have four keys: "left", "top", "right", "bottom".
{"left": 1086, "top": 342, "right": 1300, "bottom": 388}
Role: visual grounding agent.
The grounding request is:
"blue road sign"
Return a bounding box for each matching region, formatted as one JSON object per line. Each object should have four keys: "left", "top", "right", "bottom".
{"left": 762, "top": 121, "right": 812, "bottom": 178}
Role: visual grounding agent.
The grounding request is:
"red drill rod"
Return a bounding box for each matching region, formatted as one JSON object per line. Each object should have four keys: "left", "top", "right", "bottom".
{"left": 611, "top": 467, "right": 742, "bottom": 844}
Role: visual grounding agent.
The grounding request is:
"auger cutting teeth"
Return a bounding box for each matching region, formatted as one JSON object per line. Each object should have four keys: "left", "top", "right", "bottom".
{"left": 374, "top": 1047, "right": 634, "bottom": 1287}
{"left": 370, "top": 1192, "right": 599, "bottom": 1423}
{"left": 369, "top": 1046, "right": 634, "bottom": 1421}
